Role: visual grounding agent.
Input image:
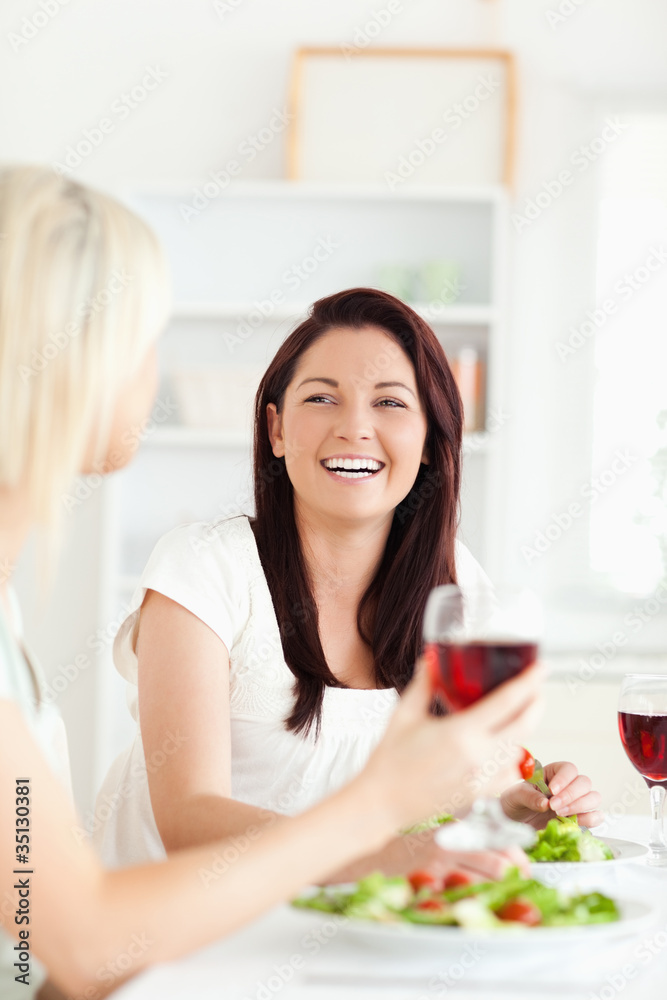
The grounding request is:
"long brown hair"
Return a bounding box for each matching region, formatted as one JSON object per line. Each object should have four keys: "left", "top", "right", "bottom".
{"left": 251, "top": 288, "right": 463, "bottom": 736}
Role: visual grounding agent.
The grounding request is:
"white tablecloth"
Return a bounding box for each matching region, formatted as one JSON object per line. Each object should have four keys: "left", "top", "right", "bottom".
{"left": 113, "top": 815, "right": 667, "bottom": 1000}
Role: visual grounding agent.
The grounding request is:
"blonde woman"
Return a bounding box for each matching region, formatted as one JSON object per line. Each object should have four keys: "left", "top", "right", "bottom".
{"left": 0, "top": 165, "right": 542, "bottom": 1000}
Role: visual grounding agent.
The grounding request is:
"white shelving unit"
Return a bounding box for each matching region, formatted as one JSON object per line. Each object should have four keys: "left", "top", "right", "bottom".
{"left": 94, "top": 181, "right": 510, "bottom": 782}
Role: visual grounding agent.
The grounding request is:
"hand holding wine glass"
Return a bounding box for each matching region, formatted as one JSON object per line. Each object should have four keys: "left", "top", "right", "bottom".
{"left": 423, "top": 584, "right": 542, "bottom": 850}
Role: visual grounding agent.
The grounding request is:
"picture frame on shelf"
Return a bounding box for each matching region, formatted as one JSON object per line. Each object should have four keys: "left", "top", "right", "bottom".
{"left": 288, "top": 47, "right": 516, "bottom": 187}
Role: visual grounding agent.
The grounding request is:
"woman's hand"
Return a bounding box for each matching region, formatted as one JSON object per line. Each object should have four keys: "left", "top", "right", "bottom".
{"left": 359, "top": 658, "right": 544, "bottom": 835}
{"left": 500, "top": 760, "right": 603, "bottom": 829}
{"left": 398, "top": 828, "right": 531, "bottom": 881}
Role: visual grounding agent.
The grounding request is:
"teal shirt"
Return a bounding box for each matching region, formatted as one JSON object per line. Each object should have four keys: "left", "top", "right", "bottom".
{"left": 0, "top": 593, "right": 70, "bottom": 999}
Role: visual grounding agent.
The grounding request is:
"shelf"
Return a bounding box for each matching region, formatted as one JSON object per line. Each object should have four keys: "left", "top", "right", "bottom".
{"left": 170, "top": 301, "right": 496, "bottom": 326}
{"left": 121, "top": 179, "right": 507, "bottom": 205}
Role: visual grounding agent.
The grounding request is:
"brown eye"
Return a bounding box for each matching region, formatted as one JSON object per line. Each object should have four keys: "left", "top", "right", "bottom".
{"left": 377, "top": 398, "right": 405, "bottom": 408}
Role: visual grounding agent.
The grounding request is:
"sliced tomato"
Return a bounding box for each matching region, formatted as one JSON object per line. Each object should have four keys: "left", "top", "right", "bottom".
{"left": 442, "top": 870, "right": 474, "bottom": 890}
{"left": 416, "top": 898, "right": 448, "bottom": 912}
{"left": 408, "top": 870, "right": 442, "bottom": 893}
{"left": 496, "top": 898, "right": 541, "bottom": 925}
{"left": 519, "top": 748, "right": 535, "bottom": 780}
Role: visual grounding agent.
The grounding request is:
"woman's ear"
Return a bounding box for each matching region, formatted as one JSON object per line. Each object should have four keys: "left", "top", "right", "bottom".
{"left": 266, "top": 403, "right": 285, "bottom": 458}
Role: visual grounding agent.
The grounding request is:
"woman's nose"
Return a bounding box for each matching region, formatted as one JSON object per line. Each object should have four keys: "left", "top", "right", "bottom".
{"left": 333, "top": 402, "right": 373, "bottom": 441}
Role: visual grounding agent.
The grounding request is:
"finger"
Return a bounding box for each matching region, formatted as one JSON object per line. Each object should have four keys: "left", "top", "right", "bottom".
{"left": 576, "top": 809, "right": 605, "bottom": 828}
{"left": 456, "top": 850, "right": 519, "bottom": 882}
{"left": 463, "top": 664, "right": 544, "bottom": 732}
{"left": 549, "top": 775, "right": 594, "bottom": 813}
{"left": 433, "top": 848, "right": 512, "bottom": 882}
{"left": 544, "top": 761, "right": 578, "bottom": 795}
{"left": 551, "top": 788, "right": 601, "bottom": 818}
{"left": 515, "top": 782, "right": 551, "bottom": 814}
{"left": 396, "top": 657, "right": 430, "bottom": 717}
{"left": 449, "top": 864, "right": 487, "bottom": 884}
{"left": 498, "top": 844, "right": 532, "bottom": 876}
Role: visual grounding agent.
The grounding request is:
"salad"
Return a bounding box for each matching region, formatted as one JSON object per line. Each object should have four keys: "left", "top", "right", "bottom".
{"left": 293, "top": 867, "right": 619, "bottom": 930}
{"left": 527, "top": 816, "right": 614, "bottom": 863}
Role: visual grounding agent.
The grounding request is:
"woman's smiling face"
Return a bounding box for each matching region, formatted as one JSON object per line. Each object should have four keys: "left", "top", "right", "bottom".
{"left": 266, "top": 325, "right": 429, "bottom": 528}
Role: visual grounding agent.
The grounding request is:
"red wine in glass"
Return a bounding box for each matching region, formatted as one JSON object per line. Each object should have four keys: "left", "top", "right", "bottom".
{"left": 426, "top": 640, "right": 538, "bottom": 711}
{"left": 618, "top": 711, "right": 667, "bottom": 786}
{"left": 618, "top": 674, "right": 667, "bottom": 866}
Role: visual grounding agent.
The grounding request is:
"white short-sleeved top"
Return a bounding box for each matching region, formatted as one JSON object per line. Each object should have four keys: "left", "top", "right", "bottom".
{"left": 94, "top": 515, "right": 493, "bottom": 868}
{"left": 0, "top": 592, "right": 72, "bottom": 1000}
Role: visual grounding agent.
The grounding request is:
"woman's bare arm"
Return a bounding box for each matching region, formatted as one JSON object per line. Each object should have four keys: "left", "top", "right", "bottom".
{"left": 137, "top": 590, "right": 535, "bottom": 885}
{"left": 0, "top": 662, "right": 542, "bottom": 997}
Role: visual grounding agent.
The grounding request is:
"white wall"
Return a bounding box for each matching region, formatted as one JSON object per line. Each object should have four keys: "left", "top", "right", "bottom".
{"left": 4, "top": 0, "right": 667, "bottom": 813}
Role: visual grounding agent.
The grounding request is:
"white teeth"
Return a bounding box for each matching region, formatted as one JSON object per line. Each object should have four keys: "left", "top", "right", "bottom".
{"left": 330, "top": 469, "right": 374, "bottom": 479}
{"left": 323, "top": 458, "right": 383, "bottom": 472}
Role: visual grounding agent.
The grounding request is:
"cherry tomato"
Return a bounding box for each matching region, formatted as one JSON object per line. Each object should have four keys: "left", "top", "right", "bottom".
{"left": 408, "top": 870, "right": 442, "bottom": 893}
{"left": 519, "top": 748, "right": 535, "bottom": 780}
{"left": 496, "top": 898, "right": 541, "bottom": 925}
{"left": 416, "top": 898, "right": 448, "bottom": 912}
{"left": 443, "top": 870, "right": 474, "bottom": 890}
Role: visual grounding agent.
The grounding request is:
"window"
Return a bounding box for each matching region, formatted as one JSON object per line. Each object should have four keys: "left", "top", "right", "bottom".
{"left": 590, "top": 113, "right": 667, "bottom": 598}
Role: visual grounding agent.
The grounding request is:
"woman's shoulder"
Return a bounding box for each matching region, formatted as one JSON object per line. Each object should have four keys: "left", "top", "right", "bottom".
{"left": 145, "top": 514, "right": 257, "bottom": 581}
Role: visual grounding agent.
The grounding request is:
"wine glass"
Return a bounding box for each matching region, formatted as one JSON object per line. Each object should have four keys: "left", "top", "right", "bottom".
{"left": 423, "top": 584, "right": 542, "bottom": 851}
{"left": 618, "top": 673, "right": 667, "bottom": 866}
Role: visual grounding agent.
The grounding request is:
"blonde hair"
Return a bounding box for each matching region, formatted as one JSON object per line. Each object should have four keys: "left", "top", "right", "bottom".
{"left": 0, "top": 165, "right": 171, "bottom": 524}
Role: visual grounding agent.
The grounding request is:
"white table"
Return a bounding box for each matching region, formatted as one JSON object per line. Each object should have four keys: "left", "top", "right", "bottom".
{"left": 113, "top": 815, "right": 667, "bottom": 1000}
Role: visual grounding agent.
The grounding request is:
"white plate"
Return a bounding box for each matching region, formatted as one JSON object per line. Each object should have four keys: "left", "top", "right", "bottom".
{"left": 290, "top": 896, "right": 657, "bottom": 953}
{"left": 529, "top": 837, "right": 647, "bottom": 879}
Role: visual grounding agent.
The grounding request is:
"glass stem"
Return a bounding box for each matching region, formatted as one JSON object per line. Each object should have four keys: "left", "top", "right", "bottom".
{"left": 648, "top": 784, "right": 667, "bottom": 854}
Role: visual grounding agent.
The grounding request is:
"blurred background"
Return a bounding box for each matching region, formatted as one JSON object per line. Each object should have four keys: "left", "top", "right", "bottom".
{"left": 3, "top": 0, "right": 667, "bottom": 826}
